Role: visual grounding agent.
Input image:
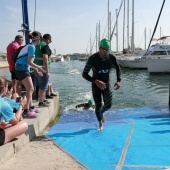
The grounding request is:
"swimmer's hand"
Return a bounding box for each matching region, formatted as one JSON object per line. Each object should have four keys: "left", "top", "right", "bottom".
{"left": 114, "top": 81, "right": 120, "bottom": 90}
{"left": 95, "top": 80, "right": 107, "bottom": 90}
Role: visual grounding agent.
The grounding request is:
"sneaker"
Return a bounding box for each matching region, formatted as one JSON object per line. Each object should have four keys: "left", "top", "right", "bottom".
{"left": 46, "top": 95, "right": 53, "bottom": 99}
{"left": 30, "top": 108, "right": 40, "bottom": 113}
{"left": 50, "top": 93, "right": 57, "bottom": 97}
{"left": 44, "top": 100, "right": 50, "bottom": 104}
{"left": 38, "top": 102, "right": 50, "bottom": 107}
{"left": 22, "top": 111, "right": 37, "bottom": 118}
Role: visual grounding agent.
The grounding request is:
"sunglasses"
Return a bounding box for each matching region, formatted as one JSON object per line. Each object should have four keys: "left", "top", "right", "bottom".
{"left": 48, "top": 39, "right": 52, "bottom": 43}
{"left": 101, "top": 48, "right": 110, "bottom": 52}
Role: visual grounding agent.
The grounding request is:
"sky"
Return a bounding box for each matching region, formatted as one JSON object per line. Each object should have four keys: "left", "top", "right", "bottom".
{"left": 0, "top": 0, "right": 170, "bottom": 54}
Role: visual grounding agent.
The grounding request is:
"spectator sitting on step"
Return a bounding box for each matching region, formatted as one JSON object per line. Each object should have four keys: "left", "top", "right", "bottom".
{"left": 0, "top": 76, "right": 28, "bottom": 146}
{"left": 46, "top": 83, "right": 57, "bottom": 99}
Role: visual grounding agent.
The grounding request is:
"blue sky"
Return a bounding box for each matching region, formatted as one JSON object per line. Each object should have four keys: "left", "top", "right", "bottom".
{"left": 0, "top": 0, "right": 170, "bottom": 54}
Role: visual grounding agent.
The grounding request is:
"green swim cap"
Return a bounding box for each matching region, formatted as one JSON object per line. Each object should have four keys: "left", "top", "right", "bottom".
{"left": 99, "top": 38, "right": 110, "bottom": 49}
{"left": 88, "top": 99, "right": 94, "bottom": 105}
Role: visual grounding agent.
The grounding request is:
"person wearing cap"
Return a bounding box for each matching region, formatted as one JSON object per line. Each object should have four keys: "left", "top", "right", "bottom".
{"left": 34, "top": 34, "right": 52, "bottom": 107}
{"left": 75, "top": 99, "right": 95, "bottom": 110}
{"left": 15, "top": 31, "right": 45, "bottom": 118}
{"left": 82, "top": 38, "right": 121, "bottom": 130}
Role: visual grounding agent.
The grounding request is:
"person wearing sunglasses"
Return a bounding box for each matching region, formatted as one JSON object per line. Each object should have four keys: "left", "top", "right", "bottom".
{"left": 82, "top": 38, "right": 121, "bottom": 130}
{"left": 34, "top": 34, "right": 52, "bottom": 107}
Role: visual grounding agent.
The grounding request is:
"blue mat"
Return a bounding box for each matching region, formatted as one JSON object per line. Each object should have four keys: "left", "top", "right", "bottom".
{"left": 45, "top": 106, "right": 170, "bottom": 170}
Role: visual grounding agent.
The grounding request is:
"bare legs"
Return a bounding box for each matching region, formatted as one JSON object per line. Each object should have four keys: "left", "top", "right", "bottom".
{"left": 16, "top": 81, "right": 22, "bottom": 96}
{"left": 12, "top": 79, "right": 17, "bottom": 94}
{"left": 39, "top": 89, "right": 46, "bottom": 103}
{"left": 12, "top": 80, "right": 22, "bottom": 96}
{"left": 4, "top": 122, "right": 28, "bottom": 144}
{"left": 21, "top": 77, "right": 34, "bottom": 110}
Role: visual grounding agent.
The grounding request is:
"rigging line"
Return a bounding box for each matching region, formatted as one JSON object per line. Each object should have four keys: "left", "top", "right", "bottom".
{"left": 34, "top": 0, "right": 37, "bottom": 31}
{"left": 147, "top": 0, "right": 166, "bottom": 52}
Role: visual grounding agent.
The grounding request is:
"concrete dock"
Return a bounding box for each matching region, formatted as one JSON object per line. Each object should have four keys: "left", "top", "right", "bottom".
{"left": 0, "top": 94, "right": 59, "bottom": 166}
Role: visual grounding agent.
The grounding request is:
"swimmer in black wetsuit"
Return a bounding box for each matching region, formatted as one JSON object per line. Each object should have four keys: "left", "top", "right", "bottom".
{"left": 82, "top": 38, "right": 121, "bottom": 130}
{"left": 75, "top": 99, "right": 95, "bottom": 110}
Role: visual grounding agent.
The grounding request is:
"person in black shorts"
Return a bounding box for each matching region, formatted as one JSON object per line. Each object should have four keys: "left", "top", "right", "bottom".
{"left": 82, "top": 38, "right": 121, "bottom": 130}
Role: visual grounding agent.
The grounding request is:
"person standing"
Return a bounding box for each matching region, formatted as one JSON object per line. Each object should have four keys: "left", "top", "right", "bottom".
{"left": 82, "top": 38, "right": 121, "bottom": 130}
{"left": 34, "top": 34, "right": 52, "bottom": 107}
{"left": 6, "top": 35, "right": 24, "bottom": 96}
{"left": 15, "top": 31, "right": 45, "bottom": 118}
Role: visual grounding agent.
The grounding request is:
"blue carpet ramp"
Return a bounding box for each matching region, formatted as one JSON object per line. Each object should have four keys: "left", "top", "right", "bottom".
{"left": 46, "top": 107, "right": 170, "bottom": 170}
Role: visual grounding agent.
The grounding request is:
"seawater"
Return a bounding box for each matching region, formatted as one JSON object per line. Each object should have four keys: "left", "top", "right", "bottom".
{"left": 1, "top": 61, "right": 170, "bottom": 112}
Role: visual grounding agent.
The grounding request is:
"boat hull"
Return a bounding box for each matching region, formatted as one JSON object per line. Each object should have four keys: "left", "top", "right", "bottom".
{"left": 146, "top": 58, "right": 170, "bottom": 73}
{"left": 117, "top": 58, "right": 147, "bottom": 69}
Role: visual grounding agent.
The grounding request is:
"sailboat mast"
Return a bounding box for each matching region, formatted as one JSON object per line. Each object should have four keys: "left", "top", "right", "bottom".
{"left": 21, "top": 0, "right": 30, "bottom": 44}
{"left": 108, "top": 0, "right": 110, "bottom": 40}
{"left": 144, "top": 27, "right": 146, "bottom": 49}
{"left": 127, "top": 0, "right": 129, "bottom": 52}
{"left": 109, "top": 12, "right": 111, "bottom": 49}
{"left": 131, "top": 0, "right": 135, "bottom": 53}
{"left": 98, "top": 21, "right": 100, "bottom": 47}
{"left": 123, "top": 0, "right": 126, "bottom": 50}
{"left": 96, "top": 23, "right": 98, "bottom": 52}
{"left": 110, "top": 0, "right": 124, "bottom": 41}
{"left": 90, "top": 33, "right": 92, "bottom": 55}
{"left": 116, "top": 9, "right": 118, "bottom": 52}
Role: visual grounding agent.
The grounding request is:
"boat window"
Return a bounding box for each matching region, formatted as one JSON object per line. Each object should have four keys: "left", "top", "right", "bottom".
{"left": 150, "top": 51, "right": 167, "bottom": 55}
{"left": 167, "top": 51, "right": 170, "bottom": 55}
{"left": 143, "top": 51, "right": 152, "bottom": 56}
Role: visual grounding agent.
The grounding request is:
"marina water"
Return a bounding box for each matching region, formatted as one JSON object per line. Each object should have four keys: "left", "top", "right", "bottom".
{"left": 1, "top": 60, "right": 170, "bottom": 112}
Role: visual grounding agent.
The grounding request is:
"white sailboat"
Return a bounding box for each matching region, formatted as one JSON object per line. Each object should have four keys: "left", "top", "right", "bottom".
{"left": 55, "top": 55, "right": 64, "bottom": 62}
{"left": 146, "top": 43, "right": 170, "bottom": 73}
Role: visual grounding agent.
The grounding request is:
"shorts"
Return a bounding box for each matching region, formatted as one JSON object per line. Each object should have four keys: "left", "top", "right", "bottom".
{"left": 33, "top": 71, "right": 39, "bottom": 87}
{"left": 0, "top": 128, "right": 5, "bottom": 146}
{"left": 10, "top": 71, "right": 18, "bottom": 80}
{"left": 15, "top": 71, "right": 31, "bottom": 81}
{"left": 34, "top": 71, "right": 49, "bottom": 90}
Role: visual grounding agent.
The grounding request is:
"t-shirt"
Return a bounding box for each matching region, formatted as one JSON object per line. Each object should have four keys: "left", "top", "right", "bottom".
{"left": 82, "top": 52, "right": 121, "bottom": 83}
{"left": 34, "top": 42, "right": 51, "bottom": 66}
{"left": 6, "top": 41, "right": 20, "bottom": 71}
{"left": 42, "top": 45, "right": 52, "bottom": 66}
{"left": 0, "top": 98, "right": 15, "bottom": 123}
{"left": 2, "top": 97, "right": 19, "bottom": 110}
{"left": 15, "top": 43, "right": 35, "bottom": 72}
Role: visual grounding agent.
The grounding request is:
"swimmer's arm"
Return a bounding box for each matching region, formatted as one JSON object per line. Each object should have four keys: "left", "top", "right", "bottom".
{"left": 82, "top": 57, "right": 95, "bottom": 82}
{"left": 75, "top": 103, "right": 86, "bottom": 108}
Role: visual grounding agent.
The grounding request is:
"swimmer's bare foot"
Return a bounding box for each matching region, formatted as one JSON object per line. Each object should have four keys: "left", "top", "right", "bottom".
{"left": 97, "top": 121, "right": 104, "bottom": 131}
{"left": 97, "top": 125, "right": 104, "bottom": 131}
{"left": 102, "top": 116, "right": 106, "bottom": 123}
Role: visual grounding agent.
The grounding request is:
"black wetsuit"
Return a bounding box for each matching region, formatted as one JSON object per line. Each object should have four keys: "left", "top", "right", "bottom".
{"left": 82, "top": 52, "right": 121, "bottom": 122}
{"left": 75, "top": 103, "right": 95, "bottom": 110}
